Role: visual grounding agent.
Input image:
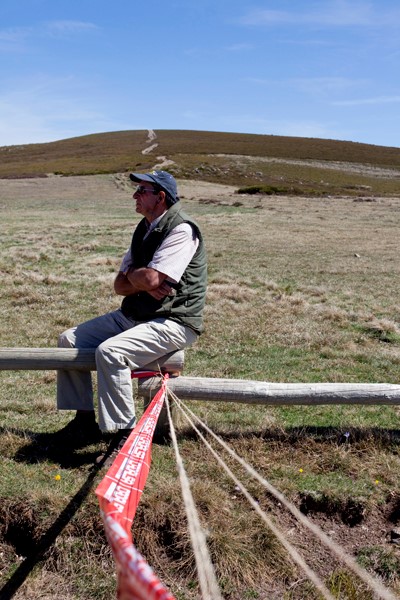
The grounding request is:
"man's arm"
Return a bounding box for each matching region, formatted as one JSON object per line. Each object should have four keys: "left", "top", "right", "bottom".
{"left": 114, "top": 223, "right": 198, "bottom": 298}
{"left": 114, "top": 267, "right": 169, "bottom": 297}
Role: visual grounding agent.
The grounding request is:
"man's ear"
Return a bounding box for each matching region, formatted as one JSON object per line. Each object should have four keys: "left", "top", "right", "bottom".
{"left": 158, "top": 190, "right": 166, "bottom": 204}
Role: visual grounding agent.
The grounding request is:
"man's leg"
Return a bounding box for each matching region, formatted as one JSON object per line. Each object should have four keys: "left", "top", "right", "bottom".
{"left": 56, "top": 310, "right": 136, "bottom": 441}
{"left": 95, "top": 317, "right": 198, "bottom": 433}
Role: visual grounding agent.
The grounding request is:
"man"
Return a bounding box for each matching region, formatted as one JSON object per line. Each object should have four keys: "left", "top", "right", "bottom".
{"left": 56, "top": 170, "right": 207, "bottom": 464}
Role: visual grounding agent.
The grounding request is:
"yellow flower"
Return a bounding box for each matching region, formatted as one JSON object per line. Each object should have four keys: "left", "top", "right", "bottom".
{"left": 54, "top": 474, "right": 61, "bottom": 481}
{"left": 375, "top": 479, "right": 379, "bottom": 485}
{"left": 299, "top": 468, "right": 303, "bottom": 473}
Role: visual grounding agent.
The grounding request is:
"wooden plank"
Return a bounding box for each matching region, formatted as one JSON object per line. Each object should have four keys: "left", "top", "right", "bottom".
{"left": 0, "top": 348, "right": 96, "bottom": 370}
{"left": 0, "top": 347, "right": 184, "bottom": 373}
{"left": 138, "top": 377, "right": 400, "bottom": 405}
{"left": 1, "top": 348, "right": 400, "bottom": 405}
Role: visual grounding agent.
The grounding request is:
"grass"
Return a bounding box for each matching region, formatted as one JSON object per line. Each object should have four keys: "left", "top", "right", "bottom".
{"left": 0, "top": 133, "right": 400, "bottom": 598}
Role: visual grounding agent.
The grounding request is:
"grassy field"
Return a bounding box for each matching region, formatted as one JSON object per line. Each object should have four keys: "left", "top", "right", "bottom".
{"left": 1, "top": 132, "right": 400, "bottom": 599}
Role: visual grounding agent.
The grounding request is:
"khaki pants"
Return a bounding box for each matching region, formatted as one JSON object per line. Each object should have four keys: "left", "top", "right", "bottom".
{"left": 57, "top": 309, "right": 197, "bottom": 431}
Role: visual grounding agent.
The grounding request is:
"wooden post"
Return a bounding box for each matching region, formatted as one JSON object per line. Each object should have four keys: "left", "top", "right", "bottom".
{"left": 1, "top": 349, "right": 400, "bottom": 407}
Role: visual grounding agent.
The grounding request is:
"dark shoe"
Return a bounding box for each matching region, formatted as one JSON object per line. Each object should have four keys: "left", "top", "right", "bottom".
{"left": 55, "top": 412, "right": 102, "bottom": 446}
{"left": 95, "top": 428, "right": 133, "bottom": 469}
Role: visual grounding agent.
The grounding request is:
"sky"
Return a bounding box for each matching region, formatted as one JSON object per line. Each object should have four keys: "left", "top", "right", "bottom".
{"left": 1, "top": 0, "right": 400, "bottom": 148}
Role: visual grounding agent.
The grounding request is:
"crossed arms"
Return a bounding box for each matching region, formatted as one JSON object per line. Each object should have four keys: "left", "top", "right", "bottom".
{"left": 114, "top": 267, "right": 174, "bottom": 301}
{"left": 115, "top": 223, "right": 198, "bottom": 301}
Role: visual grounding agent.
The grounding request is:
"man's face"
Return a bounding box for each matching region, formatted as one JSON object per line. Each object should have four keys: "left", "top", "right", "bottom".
{"left": 133, "top": 183, "right": 160, "bottom": 219}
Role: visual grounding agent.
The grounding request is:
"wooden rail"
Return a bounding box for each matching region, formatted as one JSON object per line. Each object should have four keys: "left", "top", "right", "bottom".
{"left": 1, "top": 348, "right": 400, "bottom": 406}
{"left": 140, "top": 377, "right": 400, "bottom": 405}
{"left": 2, "top": 347, "right": 400, "bottom": 442}
{"left": 0, "top": 347, "right": 184, "bottom": 373}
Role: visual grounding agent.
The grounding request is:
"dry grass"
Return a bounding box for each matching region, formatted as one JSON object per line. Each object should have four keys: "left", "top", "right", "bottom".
{"left": 1, "top": 169, "right": 400, "bottom": 599}
{"left": 1, "top": 129, "right": 400, "bottom": 196}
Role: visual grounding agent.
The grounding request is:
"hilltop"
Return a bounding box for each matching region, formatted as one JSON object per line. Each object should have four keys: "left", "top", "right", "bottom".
{"left": 1, "top": 129, "right": 400, "bottom": 198}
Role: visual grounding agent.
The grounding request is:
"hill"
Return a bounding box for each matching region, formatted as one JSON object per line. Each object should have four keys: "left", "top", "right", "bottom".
{"left": 1, "top": 129, "right": 400, "bottom": 198}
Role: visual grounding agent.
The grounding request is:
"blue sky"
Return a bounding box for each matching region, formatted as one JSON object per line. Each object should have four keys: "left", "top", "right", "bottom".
{"left": 1, "top": 0, "right": 400, "bottom": 148}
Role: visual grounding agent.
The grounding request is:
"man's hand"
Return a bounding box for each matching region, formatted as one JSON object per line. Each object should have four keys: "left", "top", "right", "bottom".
{"left": 147, "top": 280, "right": 176, "bottom": 300}
{"left": 114, "top": 266, "right": 171, "bottom": 297}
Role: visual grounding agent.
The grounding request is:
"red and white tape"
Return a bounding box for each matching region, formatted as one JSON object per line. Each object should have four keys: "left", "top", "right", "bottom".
{"left": 96, "top": 374, "right": 175, "bottom": 600}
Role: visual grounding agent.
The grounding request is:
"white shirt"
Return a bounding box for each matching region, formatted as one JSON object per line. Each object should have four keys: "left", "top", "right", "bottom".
{"left": 119, "top": 222, "right": 199, "bottom": 284}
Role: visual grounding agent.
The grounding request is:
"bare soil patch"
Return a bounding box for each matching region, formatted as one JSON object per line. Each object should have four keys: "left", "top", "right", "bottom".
{"left": 214, "top": 153, "right": 400, "bottom": 180}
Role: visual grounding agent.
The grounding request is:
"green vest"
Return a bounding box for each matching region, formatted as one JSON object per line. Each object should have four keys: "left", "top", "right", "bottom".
{"left": 121, "top": 203, "right": 207, "bottom": 334}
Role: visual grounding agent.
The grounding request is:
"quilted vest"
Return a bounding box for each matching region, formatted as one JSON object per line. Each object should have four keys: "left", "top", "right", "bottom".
{"left": 121, "top": 203, "right": 207, "bottom": 334}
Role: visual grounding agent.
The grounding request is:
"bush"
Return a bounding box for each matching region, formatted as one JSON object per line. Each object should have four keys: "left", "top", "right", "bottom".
{"left": 236, "top": 184, "right": 302, "bottom": 195}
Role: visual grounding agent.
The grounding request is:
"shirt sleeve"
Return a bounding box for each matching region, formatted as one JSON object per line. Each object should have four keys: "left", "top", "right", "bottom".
{"left": 147, "top": 223, "right": 199, "bottom": 283}
{"left": 119, "top": 248, "right": 132, "bottom": 274}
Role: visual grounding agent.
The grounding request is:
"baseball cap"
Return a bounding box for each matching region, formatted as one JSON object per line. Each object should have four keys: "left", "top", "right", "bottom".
{"left": 129, "top": 170, "right": 179, "bottom": 204}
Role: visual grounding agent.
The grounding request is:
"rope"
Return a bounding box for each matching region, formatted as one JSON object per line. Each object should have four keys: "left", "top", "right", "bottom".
{"left": 171, "top": 392, "right": 335, "bottom": 600}
{"left": 165, "top": 392, "right": 223, "bottom": 600}
{"left": 170, "top": 391, "right": 399, "bottom": 600}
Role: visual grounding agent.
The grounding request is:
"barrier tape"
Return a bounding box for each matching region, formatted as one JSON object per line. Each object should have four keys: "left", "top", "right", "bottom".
{"left": 95, "top": 373, "right": 175, "bottom": 600}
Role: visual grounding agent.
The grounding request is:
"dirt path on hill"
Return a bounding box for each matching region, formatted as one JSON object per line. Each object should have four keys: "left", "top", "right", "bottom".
{"left": 140, "top": 131, "right": 400, "bottom": 179}
{"left": 215, "top": 153, "right": 400, "bottom": 179}
{"left": 141, "top": 129, "right": 175, "bottom": 170}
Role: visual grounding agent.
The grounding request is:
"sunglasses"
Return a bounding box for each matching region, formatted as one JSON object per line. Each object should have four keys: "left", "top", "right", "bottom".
{"left": 135, "top": 185, "right": 158, "bottom": 195}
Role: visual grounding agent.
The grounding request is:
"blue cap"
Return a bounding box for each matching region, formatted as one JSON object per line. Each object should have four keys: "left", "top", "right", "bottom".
{"left": 129, "top": 170, "right": 179, "bottom": 204}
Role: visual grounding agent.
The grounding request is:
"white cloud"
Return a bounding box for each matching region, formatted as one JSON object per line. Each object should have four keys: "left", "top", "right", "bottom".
{"left": 0, "top": 27, "right": 31, "bottom": 52}
{"left": 225, "top": 42, "right": 253, "bottom": 52}
{"left": 182, "top": 109, "right": 345, "bottom": 141}
{"left": 333, "top": 95, "right": 400, "bottom": 106}
{"left": 244, "top": 76, "right": 366, "bottom": 95}
{"left": 45, "top": 20, "right": 99, "bottom": 37}
{"left": 234, "top": 117, "right": 338, "bottom": 139}
{"left": 290, "top": 77, "right": 368, "bottom": 94}
{"left": 238, "top": 1, "right": 400, "bottom": 28}
{"left": 0, "top": 20, "right": 99, "bottom": 53}
{"left": 0, "top": 27, "right": 30, "bottom": 42}
{"left": 0, "top": 75, "right": 106, "bottom": 145}
{"left": 239, "top": 9, "right": 296, "bottom": 26}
